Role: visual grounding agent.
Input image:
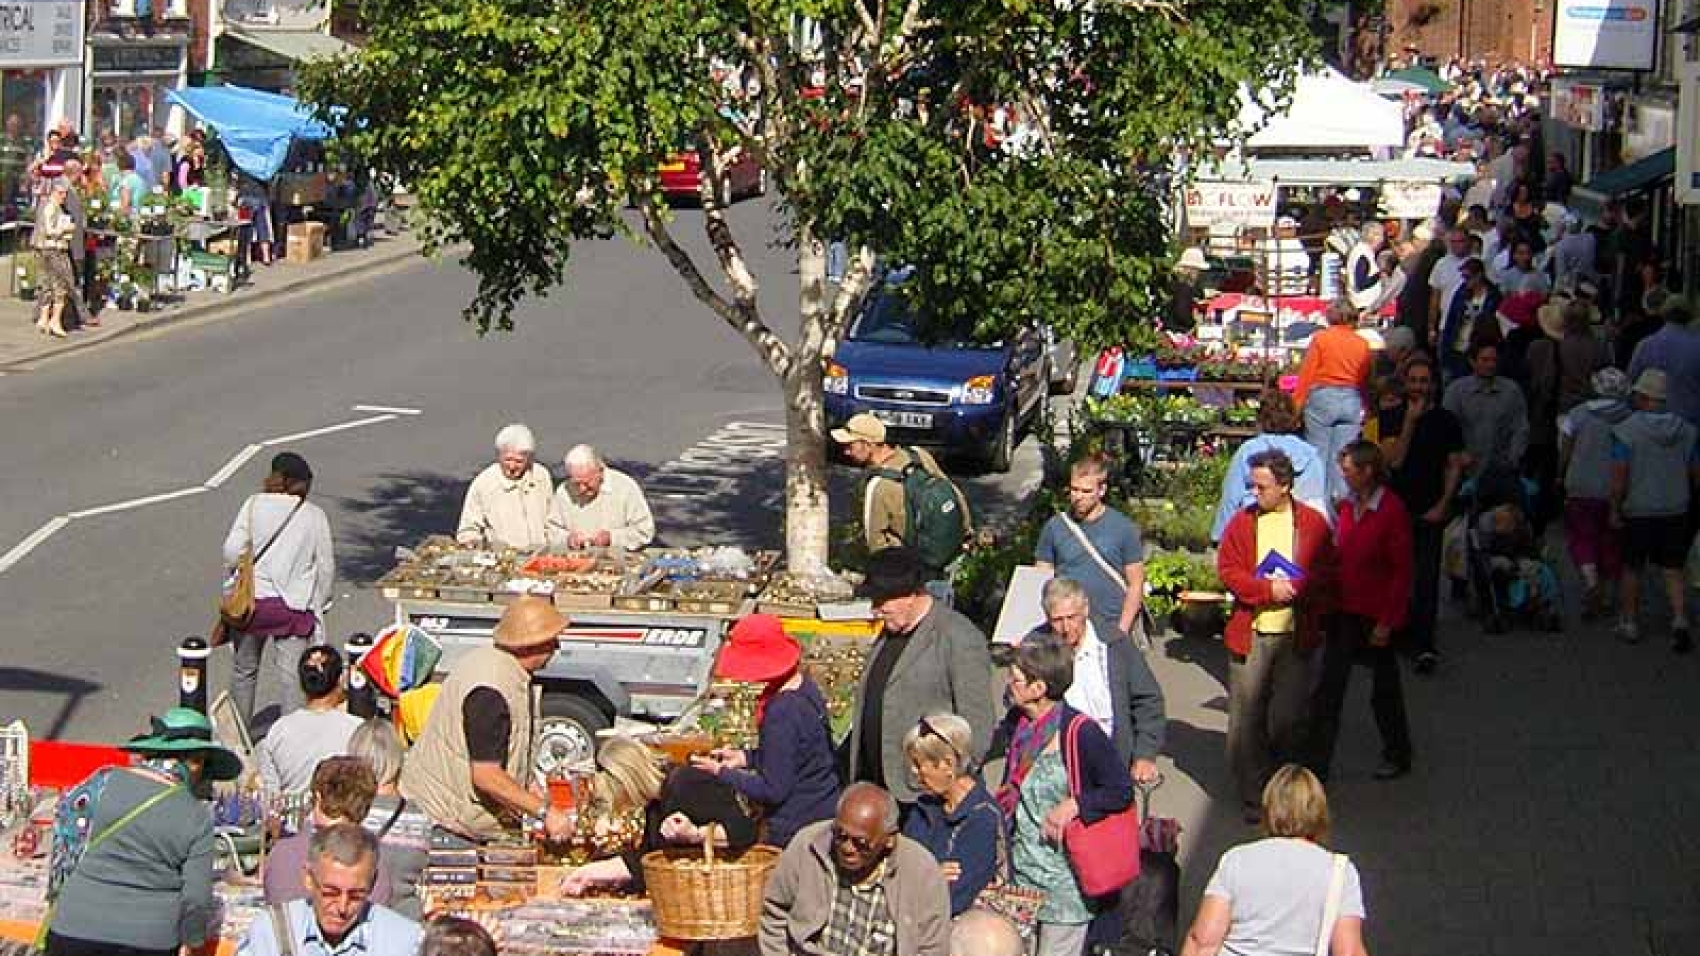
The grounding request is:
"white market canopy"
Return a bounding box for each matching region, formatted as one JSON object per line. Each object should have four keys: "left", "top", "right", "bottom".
{"left": 1202, "top": 157, "right": 1478, "bottom": 187}
{"left": 1236, "top": 67, "right": 1406, "bottom": 152}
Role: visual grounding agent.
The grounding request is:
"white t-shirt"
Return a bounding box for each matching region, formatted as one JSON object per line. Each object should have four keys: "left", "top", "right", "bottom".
{"left": 1428, "top": 253, "right": 1466, "bottom": 309}
{"left": 1063, "top": 625, "right": 1114, "bottom": 737}
{"left": 1202, "top": 838, "right": 1366, "bottom": 956}
{"left": 256, "top": 707, "right": 364, "bottom": 793}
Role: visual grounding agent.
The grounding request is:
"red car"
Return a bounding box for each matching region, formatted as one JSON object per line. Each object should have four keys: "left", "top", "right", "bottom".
{"left": 657, "top": 146, "right": 766, "bottom": 204}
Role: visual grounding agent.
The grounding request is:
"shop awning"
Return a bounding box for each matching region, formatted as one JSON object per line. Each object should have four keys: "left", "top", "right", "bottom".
{"left": 226, "top": 29, "right": 353, "bottom": 63}
{"left": 1570, "top": 147, "right": 1675, "bottom": 222}
{"left": 1383, "top": 66, "right": 1451, "bottom": 94}
{"left": 1199, "top": 156, "right": 1477, "bottom": 187}
{"left": 165, "top": 85, "right": 333, "bottom": 182}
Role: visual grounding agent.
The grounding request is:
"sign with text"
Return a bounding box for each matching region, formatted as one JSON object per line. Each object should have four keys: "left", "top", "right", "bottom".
{"left": 1553, "top": 0, "right": 1658, "bottom": 71}
{"left": 1377, "top": 181, "right": 1442, "bottom": 219}
{"left": 0, "top": 0, "right": 85, "bottom": 68}
{"left": 1552, "top": 78, "right": 1608, "bottom": 131}
{"left": 1184, "top": 180, "right": 1277, "bottom": 229}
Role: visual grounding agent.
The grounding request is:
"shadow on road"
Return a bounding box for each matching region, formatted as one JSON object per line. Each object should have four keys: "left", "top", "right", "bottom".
{"left": 0, "top": 667, "right": 104, "bottom": 740}
{"left": 333, "top": 470, "right": 468, "bottom": 583}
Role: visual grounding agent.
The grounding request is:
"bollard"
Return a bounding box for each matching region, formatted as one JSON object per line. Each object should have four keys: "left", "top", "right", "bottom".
{"left": 345, "top": 632, "right": 377, "bottom": 719}
{"left": 178, "top": 637, "right": 211, "bottom": 714}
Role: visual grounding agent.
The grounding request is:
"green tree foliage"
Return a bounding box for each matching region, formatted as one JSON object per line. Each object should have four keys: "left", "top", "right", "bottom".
{"left": 300, "top": 0, "right": 1315, "bottom": 564}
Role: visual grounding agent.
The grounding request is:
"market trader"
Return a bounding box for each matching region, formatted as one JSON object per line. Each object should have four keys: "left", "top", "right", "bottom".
{"left": 456, "top": 423, "right": 553, "bottom": 550}
{"left": 399, "top": 596, "right": 575, "bottom": 843}
{"left": 547, "top": 444, "right": 656, "bottom": 551}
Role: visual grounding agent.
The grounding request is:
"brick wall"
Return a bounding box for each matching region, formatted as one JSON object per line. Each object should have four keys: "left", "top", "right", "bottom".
{"left": 1389, "top": 0, "right": 1554, "bottom": 64}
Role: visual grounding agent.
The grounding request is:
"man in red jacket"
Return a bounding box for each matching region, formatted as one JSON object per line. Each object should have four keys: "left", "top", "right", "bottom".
{"left": 1309, "top": 441, "right": 1415, "bottom": 782}
{"left": 1217, "top": 449, "right": 1337, "bottom": 824}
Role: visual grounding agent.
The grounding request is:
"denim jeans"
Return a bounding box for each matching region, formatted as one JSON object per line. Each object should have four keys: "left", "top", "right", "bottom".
{"left": 1303, "top": 385, "right": 1364, "bottom": 504}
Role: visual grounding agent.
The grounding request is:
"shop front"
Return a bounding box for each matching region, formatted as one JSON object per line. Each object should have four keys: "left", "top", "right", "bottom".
{"left": 86, "top": 39, "right": 188, "bottom": 141}
{"left": 0, "top": 0, "right": 85, "bottom": 217}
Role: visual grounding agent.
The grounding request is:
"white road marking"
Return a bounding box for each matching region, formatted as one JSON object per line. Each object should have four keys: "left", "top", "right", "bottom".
{"left": 0, "top": 517, "right": 69, "bottom": 575}
{"left": 0, "top": 405, "right": 422, "bottom": 578}
{"left": 204, "top": 443, "right": 266, "bottom": 489}
{"left": 263, "top": 414, "right": 397, "bottom": 446}
{"left": 352, "top": 404, "right": 423, "bottom": 416}
{"left": 67, "top": 486, "right": 209, "bottom": 519}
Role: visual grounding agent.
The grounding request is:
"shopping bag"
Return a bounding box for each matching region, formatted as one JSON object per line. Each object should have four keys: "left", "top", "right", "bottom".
{"left": 1114, "top": 779, "right": 1182, "bottom": 956}
{"left": 1441, "top": 515, "right": 1468, "bottom": 582}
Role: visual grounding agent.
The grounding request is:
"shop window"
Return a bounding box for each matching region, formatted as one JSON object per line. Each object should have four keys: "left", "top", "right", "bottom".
{"left": 93, "top": 83, "right": 171, "bottom": 141}
{"left": 109, "top": 0, "right": 191, "bottom": 17}
{"left": 0, "top": 71, "right": 49, "bottom": 211}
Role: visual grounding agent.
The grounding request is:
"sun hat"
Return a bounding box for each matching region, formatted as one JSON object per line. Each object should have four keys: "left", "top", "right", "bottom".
{"left": 1632, "top": 369, "right": 1669, "bottom": 403}
{"left": 492, "top": 595, "right": 567, "bottom": 654}
{"left": 123, "top": 707, "right": 243, "bottom": 782}
{"left": 1536, "top": 299, "right": 1567, "bottom": 341}
{"left": 831, "top": 412, "right": 887, "bottom": 445}
{"left": 714, "top": 614, "right": 802, "bottom": 683}
{"left": 1591, "top": 367, "right": 1629, "bottom": 401}
{"left": 1175, "top": 247, "right": 1210, "bottom": 272}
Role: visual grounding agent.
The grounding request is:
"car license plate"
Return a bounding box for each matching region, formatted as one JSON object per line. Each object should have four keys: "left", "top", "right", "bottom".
{"left": 658, "top": 162, "right": 687, "bottom": 173}
{"left": 872, "top": 409, "right": 932, "bottom": 429}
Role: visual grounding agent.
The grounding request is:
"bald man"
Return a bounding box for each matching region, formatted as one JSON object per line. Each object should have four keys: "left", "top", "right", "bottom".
{"left": 760, "top": 783, "right": 950, "bottom": 956}
{"left": 950, "top": 909, "right": 1023, "bottom": 956}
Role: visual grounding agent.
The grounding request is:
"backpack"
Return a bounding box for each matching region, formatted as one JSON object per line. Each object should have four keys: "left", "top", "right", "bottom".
{"left": 874, "top": 449, "right": 970, "bottom": 571}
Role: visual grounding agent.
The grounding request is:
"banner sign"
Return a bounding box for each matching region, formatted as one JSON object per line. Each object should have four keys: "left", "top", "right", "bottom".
{"left": 0, "top": 0, "right": 84, "bottom": 68}
{"left": 1184, "top": 180, "right": 1277, "bottom": 228}
{"left": 1552, "top": 78, "right": 1608, "bottom": 131}
{"left": 1377, "top": 181, "right": 1442, "bottom": 219}
{"left": 1553, "top": 0, "right": 1659, "bottom": 71}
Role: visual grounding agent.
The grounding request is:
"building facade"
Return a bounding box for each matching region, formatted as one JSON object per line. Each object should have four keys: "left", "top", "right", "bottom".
{"left": 1388, "top": 0, "right": 1555, "bottom": 65}
{"left": 84, "top": 0, "right": 193, "bottom": 140}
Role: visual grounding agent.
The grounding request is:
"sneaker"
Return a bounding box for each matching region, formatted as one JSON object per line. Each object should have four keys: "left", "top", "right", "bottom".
{"left": 1615, "top": 620, "right": 1642, "bottom": 644}
{"left": 1414, "top": 651, "right": 1439, "bottom": 675}
{"left": 1675, "top": 628, "right": 1694, "bottom": 655}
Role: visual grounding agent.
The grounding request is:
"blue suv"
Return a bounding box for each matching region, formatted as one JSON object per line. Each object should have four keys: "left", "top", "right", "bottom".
{"left": 824, "top": 287, "right": 1051, "bottom": 472}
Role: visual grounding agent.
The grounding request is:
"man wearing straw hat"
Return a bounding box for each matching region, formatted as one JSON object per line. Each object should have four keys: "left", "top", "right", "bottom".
{"left": 400, "top": 595, "right": 574, "bottom": 842}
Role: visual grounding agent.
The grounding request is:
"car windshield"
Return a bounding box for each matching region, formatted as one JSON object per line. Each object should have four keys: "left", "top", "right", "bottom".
{"left": 849, "top": 292, "right": 996, "bottom": 348}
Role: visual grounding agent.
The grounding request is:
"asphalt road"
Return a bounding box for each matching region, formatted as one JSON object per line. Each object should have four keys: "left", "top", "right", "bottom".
{"left": 0, "top": 201, "right": 1046, "bottom": 743}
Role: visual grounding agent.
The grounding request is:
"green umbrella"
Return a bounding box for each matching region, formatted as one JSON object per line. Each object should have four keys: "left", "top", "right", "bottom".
{"left": 1385, "top": 66, "right": 1451, "bottom": 95}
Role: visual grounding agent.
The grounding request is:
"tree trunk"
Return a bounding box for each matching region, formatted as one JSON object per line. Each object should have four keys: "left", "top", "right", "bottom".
{"left": 783, "top": 232, "right": 834, "bottom": 574}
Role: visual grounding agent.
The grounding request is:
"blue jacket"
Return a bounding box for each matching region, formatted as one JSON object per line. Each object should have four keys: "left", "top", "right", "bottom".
{"left": 901, "top": 780, "right": 1006, "bottom": 916}
{"left": 721, "top": 677, "right": 842, "bottom": 847}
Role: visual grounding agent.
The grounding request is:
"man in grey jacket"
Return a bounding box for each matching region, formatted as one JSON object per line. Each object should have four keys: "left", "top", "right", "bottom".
{"left": 1031, "top": 577, "right": 1166, "bottom": 781}
{"left": 1610, "top": 369, "right": 1700, "bottom": 652}
{"left": 849, "top": 547, "right": 995, "bottom": 806}
{"left": 759, "top": 784, "right": 950, "bottom": 956}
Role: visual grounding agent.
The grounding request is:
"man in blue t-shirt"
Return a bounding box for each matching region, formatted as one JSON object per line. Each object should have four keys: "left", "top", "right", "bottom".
{"left": 1035, "top": 454, "right": 1146, "bottom": 636}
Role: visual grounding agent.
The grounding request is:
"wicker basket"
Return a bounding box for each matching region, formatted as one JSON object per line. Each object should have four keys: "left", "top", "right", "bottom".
{"left": 641, "top": 828, "right": 780, "bottom": 940}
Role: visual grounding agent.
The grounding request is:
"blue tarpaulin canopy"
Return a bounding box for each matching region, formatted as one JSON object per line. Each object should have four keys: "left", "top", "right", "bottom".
{"left": 165, "top": 85, "right": 333, "bottom": 182}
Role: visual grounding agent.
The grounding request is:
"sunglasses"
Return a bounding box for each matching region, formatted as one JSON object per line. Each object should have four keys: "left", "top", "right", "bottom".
{"left": 831, "top": 824, "right": 888, "bottom": 855}
{"left": 916, "top": 717, "right": 961, "bottom": 763}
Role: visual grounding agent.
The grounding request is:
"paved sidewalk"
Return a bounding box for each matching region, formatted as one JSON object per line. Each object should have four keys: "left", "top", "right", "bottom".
{"left": 0, "top": 229, "right": 429, "bottom": 370}
{"left": 1145, "top": 584, "right": 1699, "bottom": 956}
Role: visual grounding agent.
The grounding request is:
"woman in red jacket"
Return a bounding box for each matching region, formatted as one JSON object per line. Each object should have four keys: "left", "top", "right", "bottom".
{"left": 1216, "top": 449, "right": 1336, "bottom": 824}
{"left": 1310, "top": 440, "right": 1415, "bottom": 782}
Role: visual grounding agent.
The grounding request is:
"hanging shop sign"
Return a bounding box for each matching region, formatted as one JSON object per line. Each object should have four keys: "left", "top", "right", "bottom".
{"left": 1552, "top": 78, "right": 1609, "bottom": 131}
{"left": 92, "top": 43, "right": 184, "bottom": 74}
{"left": 0, "top": 0, "right": 85, "bottom": 68}
{"left": 1553, "top": 0, "right": 1659, "bottom": 72}
{"left": 1184, "top": 180, "right": 1278, "bottom": 228}
{"left": 1377, "top": 181, "right": 1443, "bottom": 219}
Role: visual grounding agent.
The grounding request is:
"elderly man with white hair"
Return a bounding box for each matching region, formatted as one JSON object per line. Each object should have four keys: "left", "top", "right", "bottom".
{"left": 455, "top": 423, "right": 553, "bottom": 550}
{"left": 547, "top": 444, "right": 655, "bottom": 551}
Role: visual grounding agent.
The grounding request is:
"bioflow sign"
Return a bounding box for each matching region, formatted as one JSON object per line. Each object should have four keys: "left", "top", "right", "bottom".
{"left": 1184, "top": 180, "right": 1277, "bottom": 229}
{"left": 0, "top": 0, "right": 84, "bottom": 68}
{"left": 1553, "top": 0, "right": 1659, "bottom": 72}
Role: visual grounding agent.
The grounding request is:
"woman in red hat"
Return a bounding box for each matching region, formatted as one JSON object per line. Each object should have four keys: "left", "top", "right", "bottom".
{"left": 692, "top": 614, "right": 843, "bottom": 846}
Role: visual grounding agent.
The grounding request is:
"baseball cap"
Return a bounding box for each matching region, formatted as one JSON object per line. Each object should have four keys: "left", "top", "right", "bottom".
{"left": 831, "top": 412, "right": 887, "bottom": 445}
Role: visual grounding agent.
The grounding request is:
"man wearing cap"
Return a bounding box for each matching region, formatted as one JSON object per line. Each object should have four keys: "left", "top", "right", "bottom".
{"left": 1628, "top": 303, "right": 1700, "bottom": 432}
{"left": 1609, "top": 370, "right": 1700, "bottom": 652}
{"left": 400, "top": 596, "right": 576, "bottom": 842}
{"left": 833, "top": 413, "right": 968, "bottom": 573}
{"left": 222, "top": 451, "right": 336, "bottom": 729}
{"left": 457, "top": 423, "right": 553, "bottom": 550}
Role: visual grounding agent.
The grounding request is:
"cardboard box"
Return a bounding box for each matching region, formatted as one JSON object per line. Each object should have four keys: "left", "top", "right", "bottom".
{"left": 285, "top": 221, "right": 327, "bottom": 264}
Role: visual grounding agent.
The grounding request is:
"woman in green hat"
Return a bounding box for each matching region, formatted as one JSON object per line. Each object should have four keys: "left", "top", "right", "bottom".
{"left": 42, "top": 707, "right": 242, "bottom": 956}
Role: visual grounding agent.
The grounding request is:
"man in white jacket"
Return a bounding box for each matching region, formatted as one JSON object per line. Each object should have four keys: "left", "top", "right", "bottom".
{"left": 222, "top": 451, "right": 335, "bottom": 729}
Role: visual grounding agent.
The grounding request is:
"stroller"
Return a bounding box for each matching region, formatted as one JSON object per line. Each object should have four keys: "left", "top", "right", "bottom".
{"left": 1449, "top": 464, "right": 1563, "bottom": 633}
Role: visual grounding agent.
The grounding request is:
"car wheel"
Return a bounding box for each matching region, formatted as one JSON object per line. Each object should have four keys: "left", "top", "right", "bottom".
{"left": 987, "top": 407, "right": 1016, "bottom": 473}
{"left": 535, "top": 692, "right": 611, "bottom": 776}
